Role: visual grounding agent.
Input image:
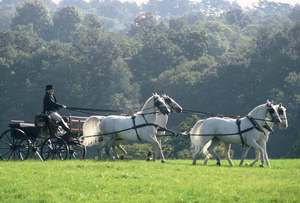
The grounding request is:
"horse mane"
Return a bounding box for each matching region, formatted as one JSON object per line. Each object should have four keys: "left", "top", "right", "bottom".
{"left": 248, "top": 103, "right": 267, "bottom": 117}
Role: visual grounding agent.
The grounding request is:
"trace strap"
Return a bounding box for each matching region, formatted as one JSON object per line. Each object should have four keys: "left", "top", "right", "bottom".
{"left": 81, "top": 122, "right": 166, "bottom": 139}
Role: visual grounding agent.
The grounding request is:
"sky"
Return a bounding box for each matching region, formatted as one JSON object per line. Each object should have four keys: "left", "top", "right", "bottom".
{"left": 52, "top": 0, "right": 300, "bottom": 7}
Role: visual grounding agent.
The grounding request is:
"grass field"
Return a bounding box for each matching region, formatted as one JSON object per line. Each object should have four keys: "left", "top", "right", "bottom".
{"left": 0, "top": 159, "right": 299, "bottom": 203}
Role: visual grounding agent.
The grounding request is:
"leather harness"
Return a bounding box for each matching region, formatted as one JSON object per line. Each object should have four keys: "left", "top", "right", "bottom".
{"left": 236, "top": 116, "right": 273, "bottom": 146}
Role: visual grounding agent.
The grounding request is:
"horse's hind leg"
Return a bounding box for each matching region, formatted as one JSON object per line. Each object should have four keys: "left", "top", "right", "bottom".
{"left": 204, "top": 139, "right": 219, "bottom": 166}
{"left": 192, "top": 137, "right": 211, "bottom": 165}
{"left": 192, "top": 145, "right": 201, "bottom": 165}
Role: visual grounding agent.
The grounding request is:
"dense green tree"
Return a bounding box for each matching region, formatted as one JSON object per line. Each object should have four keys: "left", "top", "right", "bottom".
{"left": 11, "top": 0, "right": 52, "bottom": 39}
{"left": 52, "top": 6, "right": 81, "bottom": 42}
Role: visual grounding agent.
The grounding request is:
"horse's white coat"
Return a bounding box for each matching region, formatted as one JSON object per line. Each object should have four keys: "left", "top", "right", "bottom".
{"left": 190, "top": 102, "right": 286, "bottom": 167}
{"left": 97, "top": 94, "right": 171, "bottom": 162}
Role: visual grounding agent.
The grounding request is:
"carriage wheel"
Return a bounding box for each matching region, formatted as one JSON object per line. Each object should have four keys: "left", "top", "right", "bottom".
{"left": 41, "top": 137, "right": 69, "bottom": 160}
{"left": 0, "top": 129, "right": 30, "bottom": 160}
{"left": 69, "top": 143, "right": 86, "bottom": 160}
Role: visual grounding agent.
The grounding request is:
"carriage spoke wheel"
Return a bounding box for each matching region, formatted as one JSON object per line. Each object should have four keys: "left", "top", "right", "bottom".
{"left": 41, "top": 137, "right": 69, "bottom": 160}
{"left": 0, "top": 129, "right": 30, "bottom": 161}
{"left": 69, "top": 143, "right": 86, "bottom": 160}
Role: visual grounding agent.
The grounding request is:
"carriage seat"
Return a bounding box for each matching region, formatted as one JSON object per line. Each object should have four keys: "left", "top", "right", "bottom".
{"left": 9, "top": 120, "right": 35, "bottom": 128}
{"left": 34, "top": 114, "right": 50, "bottom": 127}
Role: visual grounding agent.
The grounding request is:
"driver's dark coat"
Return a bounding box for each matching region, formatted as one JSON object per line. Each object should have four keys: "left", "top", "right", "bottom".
{"left": 43, "top": 93, "right": 63, "bottom": 113}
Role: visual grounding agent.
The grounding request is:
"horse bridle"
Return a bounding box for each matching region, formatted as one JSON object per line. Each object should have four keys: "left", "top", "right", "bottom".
{"left": 248, "top": 104, "right": 281, "bottom": 135}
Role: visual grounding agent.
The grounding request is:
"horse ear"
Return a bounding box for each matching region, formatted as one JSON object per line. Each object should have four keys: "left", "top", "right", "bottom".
{"left": 266, "top": 100, "right": 272, "bottom": 107}
{"left": 279, "top": 103, "right": 282, "bottom": 107}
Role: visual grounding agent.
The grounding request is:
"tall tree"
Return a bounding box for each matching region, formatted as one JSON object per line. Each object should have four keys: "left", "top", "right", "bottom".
{"left": 52, "top": 6, "right": 81, "bottom": 42}
{"left": 11, "top": 0, "right": 52, "bottom": 39}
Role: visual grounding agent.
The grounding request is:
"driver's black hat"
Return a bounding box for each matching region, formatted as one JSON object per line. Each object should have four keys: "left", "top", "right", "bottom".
{"left": 45, "top": 84, "right": 54, "bottom": 91}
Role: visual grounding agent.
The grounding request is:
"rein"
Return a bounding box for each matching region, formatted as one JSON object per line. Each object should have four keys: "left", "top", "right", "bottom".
{"left": 182, "top": 109, "right": 277, "bottom": 123}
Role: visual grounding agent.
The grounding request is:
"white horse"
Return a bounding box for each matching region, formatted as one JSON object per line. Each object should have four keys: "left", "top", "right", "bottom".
{"left": 203, "top": 103, "right": 288, "bottom": 167}
{"left": 146, "top": 94, "right": 182, "bottom": 160}
{"left": 98, "top": 93, "right": 171, "bottom": 162}
{"left": 81, "top": 94, "right": 182, "bottom": 160}
{"left": 190, "top": 101, "right": 284, "bottom": 167}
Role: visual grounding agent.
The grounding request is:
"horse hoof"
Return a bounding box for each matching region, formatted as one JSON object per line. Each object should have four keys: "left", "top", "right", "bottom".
{"left": 259, "top": 164, "right": 264, "bottom": 168}
{"left": 216, "top": 162, "right": 221, "bottom": 167}
{"left": 161, "top": 160, "right": 165, "bottom": 163}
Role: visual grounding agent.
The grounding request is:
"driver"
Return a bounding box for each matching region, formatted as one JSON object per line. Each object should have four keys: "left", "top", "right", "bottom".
{"left": 43, "top": 84, "right": 71, "bottom": 135}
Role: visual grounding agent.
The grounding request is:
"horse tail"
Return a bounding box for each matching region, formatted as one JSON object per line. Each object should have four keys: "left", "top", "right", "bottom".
{"left": 81, "top": 116, "right": 105, "bottom": 146}
{"left": 190, "top": 119, "right": 204, "bottom": 151}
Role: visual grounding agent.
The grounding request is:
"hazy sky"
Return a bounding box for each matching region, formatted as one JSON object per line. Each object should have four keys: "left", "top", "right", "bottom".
{"left": 52, "top": 0, "right": 300, "bottom": 7}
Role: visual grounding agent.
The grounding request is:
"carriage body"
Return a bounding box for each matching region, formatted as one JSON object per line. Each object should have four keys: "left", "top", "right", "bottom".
{"left": 0, "top": 114, "right": 88, "bottom": 161}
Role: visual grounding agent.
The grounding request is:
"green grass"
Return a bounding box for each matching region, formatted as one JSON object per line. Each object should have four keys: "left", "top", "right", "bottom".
{"left": 0, "top": 159, "right": 299, "bottom": 203}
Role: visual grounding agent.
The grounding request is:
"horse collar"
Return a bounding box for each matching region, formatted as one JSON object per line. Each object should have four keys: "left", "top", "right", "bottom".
{"left": 263, "top": 123, "right": 273, "bottom": 133}
{"left": 246, "top": 116, "right": 267, "bottom": 135}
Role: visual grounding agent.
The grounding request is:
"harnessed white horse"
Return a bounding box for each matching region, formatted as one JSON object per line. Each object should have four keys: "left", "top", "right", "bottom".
{"left": 203, "top": 103, "right": 288, "bottom": 167}
{"left": 146, "top": 94, "right": 182, "bottom": 160}
{"left": 81, "top": 94, "right": 182, "bottom": 160}
{"left": 97, "top": 93, "right": 172, "bottom": 162}
{"left": 190, "top": 101, "right": 284, "bottom": 167}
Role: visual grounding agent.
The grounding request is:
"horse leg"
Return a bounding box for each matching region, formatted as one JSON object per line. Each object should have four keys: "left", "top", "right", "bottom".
{"left": 151, "top": 144, "right": 156, "bottom": 161}
{"left": 96, "top": 141, "right": 106, "bottom": 160}
{"left": 224, "top": 143, "right": 233, "bottom": 166}
{"left": 249, "top": 149, "right": 260, "bottom": 167}
{"left": 247, "top": 140, "right": 266, "bottom": 167}
{"left": 204, "top": 139, "right": 220, "bottom": 166}
{"left": 192, "top": 138, "right": 211, "bottom": 165}
{"left": 152, "top": 138, "right": 165, "bottom": 163}
{"left": 261, "top": 141, "right": 270, "bottom": 167}
{"left": 117, "top": 145, "right": 127, "bottom": 160}
{"left": 239, "top": 146, "right": 251, "bottom": 167}
{"left": 103, "top": 136, "right": 116, "bottom": 160}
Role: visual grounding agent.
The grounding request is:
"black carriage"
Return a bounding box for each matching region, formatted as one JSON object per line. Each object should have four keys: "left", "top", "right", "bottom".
{"left": 0, "top": 114, "right": 87, "bottom": 161}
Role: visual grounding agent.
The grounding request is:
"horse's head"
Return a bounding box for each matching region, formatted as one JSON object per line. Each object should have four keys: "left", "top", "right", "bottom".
{"left": 265, "top": 100, "right": 282, "bottom": 124}
{"left": 152, "top": 93, "right": 170, "bottom": 115}
{"left": 275, "top": 103, "right": 288, "bottom": 129}
{"left": 161, "top": 94, "right": 182, "bottom": 113}
{"left": 141, "top": 93, "right": 170, "bottom": 115}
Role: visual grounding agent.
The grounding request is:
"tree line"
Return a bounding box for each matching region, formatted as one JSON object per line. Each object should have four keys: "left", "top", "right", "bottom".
{"left": 0, "top": 0, "right": 299, "bottom": 158}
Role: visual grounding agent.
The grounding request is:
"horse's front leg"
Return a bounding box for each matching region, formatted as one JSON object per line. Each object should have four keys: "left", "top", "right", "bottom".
{"left": 249, "top": 149, "right": 260, "bottom": 167}
{"left": 117, "top": 144, "right": 127, "bottom": 160}
{"left": 152, "top": 137, "right": 165, "bottom": 163}
{"left": 248, "top": 140, "right": 266, "bottom": 167}
{"left": 239, "top": 146, "right": 251, "bottom": 167}
{"left": 261, "top": 141, "right": 270, "bottom": 167}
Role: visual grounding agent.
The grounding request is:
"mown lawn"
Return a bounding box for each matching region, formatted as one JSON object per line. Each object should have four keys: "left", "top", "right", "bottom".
{"left": 0, "top": 159, "right": 299, "bottom": 203}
